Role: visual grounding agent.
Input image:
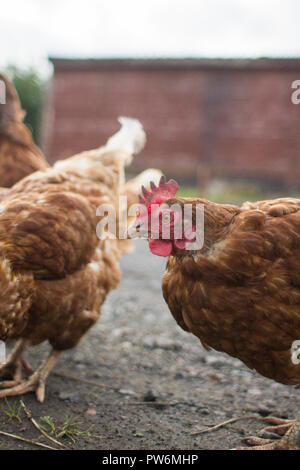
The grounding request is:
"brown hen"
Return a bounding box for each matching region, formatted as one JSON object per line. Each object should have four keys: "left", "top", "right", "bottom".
{"left": 128, "top": 177, "right": 300, "bottom": 450}
{"left": 0, "top": 73, "right": 49, "bottom": 187}
{"left": 0, "top": 117, "right": 148, "bottom": 402}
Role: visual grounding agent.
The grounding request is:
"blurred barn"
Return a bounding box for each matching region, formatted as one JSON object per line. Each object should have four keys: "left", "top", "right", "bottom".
{"left": 41, "top": 58, "right": 300, "bottom": 189}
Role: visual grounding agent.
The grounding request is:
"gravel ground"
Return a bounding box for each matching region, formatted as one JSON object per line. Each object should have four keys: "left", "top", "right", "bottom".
{"left": 0, "top": 241, "right": 299, "bottom": 450}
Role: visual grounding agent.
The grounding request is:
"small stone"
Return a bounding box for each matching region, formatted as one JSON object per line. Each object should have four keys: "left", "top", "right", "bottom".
{"left": 143, "top": 390, "right": 157, "bottom": 402}
{"left": 174, "top": 371, "right": 187, "bottom": 379}
{"left": 119, "top": 389, "right": 137, "bottom": 396}
{"left": 86, "top": 408, "right": 97, "bottom": 416}
{"left": 199, "top": 408, "right": 210, "bottom": 415}
{"left": 257, "top": 406, "right": 272, "bottom": 417}
{"left": 204, "top": 356, "right": 226, "bottom": 366}
{"left": 207, "top": 372, "right": 223, "bottom": 382}
{"left": 247, "top": 387, "right": 262, "bottom": 396}
{"left": 142, "top": 336, "right": 156, "bottom": 349}
{"left": 58, "top": 391, "right": 80, "bottom": 402}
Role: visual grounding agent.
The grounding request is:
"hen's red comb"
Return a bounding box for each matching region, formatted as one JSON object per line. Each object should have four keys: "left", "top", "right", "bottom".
{"left": 139, "top": 176, "right": 179, "bottom": 207}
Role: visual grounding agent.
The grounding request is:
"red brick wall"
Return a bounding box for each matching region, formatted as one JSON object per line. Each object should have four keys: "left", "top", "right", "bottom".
{"left": 41, "top": 59, "right": 300, "bottom": 186}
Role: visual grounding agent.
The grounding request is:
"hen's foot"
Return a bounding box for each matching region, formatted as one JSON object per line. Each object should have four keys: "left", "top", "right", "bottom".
{"left": 0, "top": 356, "right": 33, "bottom": 381}
{"left": 238, "top": 416, "right": 300, "bottom": 450}
{"left": 0, "top": 349, "right": 60, "bottom": 403}
{"left": 0, "top": 373, "right": 47, "bottom": 402}
{"left": 20, "top": 357, "right": 33, "bottom": 375}
{"left": 0, "top": 340, "right": 31, "bottom": 381}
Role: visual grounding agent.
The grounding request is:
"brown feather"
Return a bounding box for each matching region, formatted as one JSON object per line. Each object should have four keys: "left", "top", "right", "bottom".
{"left": 0, "top": 73, "right": 49, "bottom": 187}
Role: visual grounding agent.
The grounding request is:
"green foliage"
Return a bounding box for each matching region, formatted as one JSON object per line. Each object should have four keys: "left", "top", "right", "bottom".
{"left": 39, "top": 415, "right": 101, "bottom": 443}
{"left": 176, "top": 183, "right": 300, "bottom": 205}
{"left": 1, "top": 398, "right": 22, "bottom": 422}
{"left": 5, "top": 65, "right": 46, "bottom": 143}
{"left": 176, "top": 186, "right": 199, "bottom": 198}
{"left": 39, "top": 415, "right": 57, "bottom": 435}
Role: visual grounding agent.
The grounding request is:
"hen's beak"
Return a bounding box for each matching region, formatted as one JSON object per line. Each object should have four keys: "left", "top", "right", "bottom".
{"left": 126, "top": 221, "right": 147, "bottom": 239}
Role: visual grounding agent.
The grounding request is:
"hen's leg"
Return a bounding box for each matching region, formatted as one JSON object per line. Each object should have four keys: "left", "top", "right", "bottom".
{"left": 240, "top": 416, "right": 300, "bottom": 450}
{"left": 0, "top": 340, "right": 31, "bottom": 380}
{"left": 0, "top": 349, "right": 61, "bottom": 403}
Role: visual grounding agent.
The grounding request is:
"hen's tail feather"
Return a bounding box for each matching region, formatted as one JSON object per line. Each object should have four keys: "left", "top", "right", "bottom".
{"left": 104, "top": 117, "right": 146, "bottom": 166}
{"left": 54, "top": 117, "right": 145, "bottom": 174}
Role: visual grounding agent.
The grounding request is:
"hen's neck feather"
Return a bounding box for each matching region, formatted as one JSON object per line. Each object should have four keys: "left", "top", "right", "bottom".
{"left": 166, "top": 197, "right": 240, "bottom": 256}
{"left": 0, "top": 258, "right": 34, "bottom": 341}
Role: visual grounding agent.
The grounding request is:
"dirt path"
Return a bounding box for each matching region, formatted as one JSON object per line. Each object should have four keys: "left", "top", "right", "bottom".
{"left": 0, "top": 242, "right": 299, "bottom": 450}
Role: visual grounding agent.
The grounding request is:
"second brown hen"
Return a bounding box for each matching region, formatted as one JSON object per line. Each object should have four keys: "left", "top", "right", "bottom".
{"left": 0, "top": 117, "right": 146, "bottom": 402}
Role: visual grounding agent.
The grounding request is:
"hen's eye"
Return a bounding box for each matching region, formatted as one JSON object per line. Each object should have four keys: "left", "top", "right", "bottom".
{"left": 162, "top": 213, "right": 171, "bottom": 224}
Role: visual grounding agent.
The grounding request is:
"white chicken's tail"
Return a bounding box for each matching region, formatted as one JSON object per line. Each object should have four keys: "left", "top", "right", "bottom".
{"left": 104, "top": 117, "right": 146, "bottom": 166}
{"left": 54, "top": 117, "right": 146, "bottom": 187}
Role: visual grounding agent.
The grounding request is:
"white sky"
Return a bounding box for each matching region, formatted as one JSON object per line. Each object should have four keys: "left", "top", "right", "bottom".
{"left": 0, "top": 0, "right": 299, "bottom": 76}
